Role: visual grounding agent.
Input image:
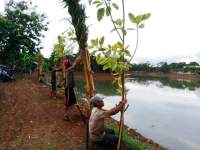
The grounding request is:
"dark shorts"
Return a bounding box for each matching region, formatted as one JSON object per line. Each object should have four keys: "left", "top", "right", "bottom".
{"left": 96, "top": 128, "right": 118, "bottom": 148}
{"left": 65, "top": 87, "right": 77, "bottom": 106}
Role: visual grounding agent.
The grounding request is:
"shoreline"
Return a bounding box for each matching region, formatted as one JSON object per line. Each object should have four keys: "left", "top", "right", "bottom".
{"left": 106, "top": 118, "right": 164, "bottom": 149}
{"left": 74, "top": 71, "right": 200, "bottom": 81}
{"left": 128, "top": 71, "right": 200, "bottom": 81}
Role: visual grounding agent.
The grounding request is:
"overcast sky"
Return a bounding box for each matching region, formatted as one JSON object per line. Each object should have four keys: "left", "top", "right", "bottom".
{"left": 1, "top": 0, "right": 200, "bottom": 64}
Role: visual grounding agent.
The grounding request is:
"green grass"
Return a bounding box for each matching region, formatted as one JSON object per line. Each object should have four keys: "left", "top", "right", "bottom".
{"left": 105, "top": 123, "right": 166, "bottom": 150}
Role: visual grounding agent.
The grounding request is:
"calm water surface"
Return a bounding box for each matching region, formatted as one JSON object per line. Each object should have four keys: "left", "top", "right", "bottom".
{"left": 76, "top": 77, "right": 200, "bottom": 150}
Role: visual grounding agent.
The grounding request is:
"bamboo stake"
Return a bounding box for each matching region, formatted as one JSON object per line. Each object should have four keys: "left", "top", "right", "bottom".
{"left": 117, "top": 0, "right": 126, "bottom": 149}
{"left": 86, "top": 50, "right": 95, "bottom": 97}
{"left": 80, "top": 49, "right": 94, "bottom": 99}
{"left": 117, "top": 73, "right": 125, "bottom": 150}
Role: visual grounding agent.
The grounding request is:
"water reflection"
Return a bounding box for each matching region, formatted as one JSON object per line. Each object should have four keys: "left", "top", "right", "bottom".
{"left": 76, "top": 77, "right": 200, "bottom": 97}
{"left": 126, "top": 77, "right": 200, "bottom": 91}
{"left": 75, "top": 77, "right": 200, "bottom": 150}
{"left": 75, "top": 79, "right": 119, "bottom": 96}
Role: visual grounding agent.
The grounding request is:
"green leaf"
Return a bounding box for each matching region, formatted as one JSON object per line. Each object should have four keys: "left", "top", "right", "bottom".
{"left": 128, "top": 13, "right": 137, "bottom": 24}
{"left": 99, "top": 36, "right": 104, "bottom": 46}
{"left": 97, "top": 8, "right": 105, "bottom": 21}
{"left": 135, "top": 13, "right": 151, "bottom": 24}
{"left": 95, "top": 38, "right": 99, "bottom": 45}
{"left": 99, "top": 48, "right": 106, "bottom": 51}
{"left": 136, "top": 15, "right": 143, "bottom": 24}
{"left": 139, "top": 23, "right": 144, "bottom": 28}
{"left": 106, "top": 6, "right": 111, "bottom": 16}
{"left": 92, "top": 0, "right": 101, "bottom": 5}
{"left": 87, "top": 45, "right": 94, "bottom": 49}
{"left": 91, "top": 39, "right": 96, "bottom": 45}
{"left": 110, "top": 28, "right": 116, "bottom": 33}
{"left": 114, "top": 18, "right": 122, "bottom": 26}
{"left": 141, "top": 13, "right": 151, "bottom": 21}
{"left": 96, "top": 53, "right": 101, "bottom": 62}
{"left": 117, "top": 88, "right": 122, "bottom": 95}
{"left": 103, "top": 65, "right": 109, "bottom": 70}
{"left": 112, "top": 3, "right": 119, "bottom": 10}
{"left": 121, "top": 28, "right": 127, "bottom": 35}
{"left": 112, "top": 78, "right": 117, "bottom": 84}
{"left": 112, "top": 43, "right": 120, "bottom": 50}
{"left": 99, "top": 57, "right": 108, "bottom": 65}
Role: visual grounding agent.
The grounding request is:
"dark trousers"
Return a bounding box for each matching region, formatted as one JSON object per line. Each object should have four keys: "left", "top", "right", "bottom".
{"left": 97, "top": 128, "right": 118, "bottom": 148}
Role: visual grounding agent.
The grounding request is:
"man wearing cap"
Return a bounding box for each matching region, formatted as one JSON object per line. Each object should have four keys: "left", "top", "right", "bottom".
{"left": 89, "top": 96, "right": 126, "bottom": 148}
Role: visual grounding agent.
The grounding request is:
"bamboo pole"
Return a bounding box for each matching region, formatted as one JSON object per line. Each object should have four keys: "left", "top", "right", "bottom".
{"left": 117, "top": 0, "right": 126, "bottom": 149}
{"left": 117, "top": 73, "right": 125, "bottom": 150}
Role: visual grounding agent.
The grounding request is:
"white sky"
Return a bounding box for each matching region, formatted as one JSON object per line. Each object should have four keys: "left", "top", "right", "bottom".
{"left": 1, "top": 0, "right": 200, "bottom": 64}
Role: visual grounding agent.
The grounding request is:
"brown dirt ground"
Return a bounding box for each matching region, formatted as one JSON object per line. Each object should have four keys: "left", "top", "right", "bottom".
{"left": 0, "top": 73, "right": 162, "bottom": 150}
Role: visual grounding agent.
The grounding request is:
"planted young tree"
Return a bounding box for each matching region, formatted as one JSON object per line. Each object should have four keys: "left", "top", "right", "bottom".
{"left": 51, "top": 29, "right": 78, "bottom": 87}
{"left": 62, "top": 0, "right": 95, "bottom": 99}
{"left": 53, "top": 35, "right": 65, "bottom": 65}
{"left": 53, "top": 28, "right": 77, "bottom": 66}
{"left": 88, "top": 0, "right": 151, "bottom": 149}
{"left": 36, "top": 51, "right": 44, "bottom": 82}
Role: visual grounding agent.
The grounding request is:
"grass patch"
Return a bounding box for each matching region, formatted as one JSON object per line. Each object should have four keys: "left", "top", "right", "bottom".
{"left": 105, "top": 123, "right": 166, "bottom": 150}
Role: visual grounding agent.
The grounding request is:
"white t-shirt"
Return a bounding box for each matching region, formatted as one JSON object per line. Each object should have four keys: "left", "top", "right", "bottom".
{"left": 89, "top": 107, "right": 110, "bottom": 141}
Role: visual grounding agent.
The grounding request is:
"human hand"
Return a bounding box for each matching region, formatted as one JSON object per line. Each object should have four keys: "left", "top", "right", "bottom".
{"left": 117, "top": 99, "right": 127, "bottom": 110}
{"left": 67, "top": 67, "right": 73, "bottom": 72}
{"left": 119, "top": 98, "right": 127, "bottom": 105}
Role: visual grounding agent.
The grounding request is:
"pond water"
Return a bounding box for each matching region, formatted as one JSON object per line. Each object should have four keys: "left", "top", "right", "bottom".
{"left": 75, "top": 77, "right": 200, "bottom": 150}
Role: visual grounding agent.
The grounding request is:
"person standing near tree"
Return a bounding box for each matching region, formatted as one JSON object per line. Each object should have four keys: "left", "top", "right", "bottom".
{"left": 62, "top": 58, "right": 77, "bottom": 121}
{"left": 50, "top": 63, "right": 58, "bottom": 99}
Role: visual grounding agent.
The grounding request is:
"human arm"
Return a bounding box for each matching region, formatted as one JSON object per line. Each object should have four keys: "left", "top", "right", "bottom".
{"left": 66, "top": 55, "right": 81, "bottom": 71}
{"left": 108, "top": 100, "right": 126, "bottom": 116}
{"left": 101, "top": 100, "right": 127, "bottom": 117}
{"left": 62, "top": 63, "right": 66, "bottom": 79}
{"left": 55, "top": 67, "right": 62, "bottom": 72}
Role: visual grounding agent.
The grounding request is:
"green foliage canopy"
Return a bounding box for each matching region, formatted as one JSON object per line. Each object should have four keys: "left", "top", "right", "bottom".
{"left": 0, "top": 0, "right": 48, "bottom": 66}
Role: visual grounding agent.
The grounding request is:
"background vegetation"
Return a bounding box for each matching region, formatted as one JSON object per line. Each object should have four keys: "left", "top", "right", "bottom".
{"left": 0, "top": 0, "right": 48, "bottom": 73}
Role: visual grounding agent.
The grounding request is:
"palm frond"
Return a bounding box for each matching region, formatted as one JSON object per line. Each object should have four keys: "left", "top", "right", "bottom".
{"left": 62, "top": 0, "right": 88, "bottom": 49}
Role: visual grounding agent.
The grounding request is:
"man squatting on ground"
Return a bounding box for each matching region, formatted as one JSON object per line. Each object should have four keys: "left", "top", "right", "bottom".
{"left": 89, "top": 96, "right": 126, "bottom": 148}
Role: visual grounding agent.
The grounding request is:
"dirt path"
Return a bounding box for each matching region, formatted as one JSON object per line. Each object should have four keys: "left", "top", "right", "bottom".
{"left": 0, "top": 74, "right": 87, "bottom": 150}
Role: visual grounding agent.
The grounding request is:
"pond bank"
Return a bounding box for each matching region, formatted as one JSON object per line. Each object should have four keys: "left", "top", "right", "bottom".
{"left": 74, "top": 71, "right": 200, "bottom": 81}
{"left": 129, "top": 71, "right": 200, "bottom": 81}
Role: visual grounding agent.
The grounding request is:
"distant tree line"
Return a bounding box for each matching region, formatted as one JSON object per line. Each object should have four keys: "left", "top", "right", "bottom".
{"left": 47, "top": 54, "right": 200, "bottom": 75}
{"left": 129, "top": 61, "right": 200, "bottom": 74}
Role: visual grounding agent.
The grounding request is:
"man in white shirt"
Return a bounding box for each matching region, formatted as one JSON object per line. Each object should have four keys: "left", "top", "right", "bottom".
{"left": 89, "top": 96, "right": 126, "bottom": 148}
